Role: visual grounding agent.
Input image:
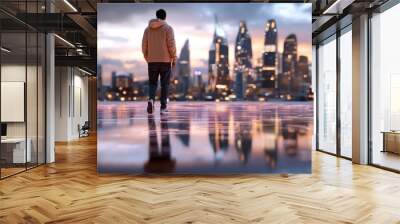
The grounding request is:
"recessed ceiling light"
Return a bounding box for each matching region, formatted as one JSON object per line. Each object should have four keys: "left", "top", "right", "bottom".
{"left": 78, "top": 67, "right": 93, "bottom": 76}
{"left": 63, "top": 0, "right": 78, "bottom": 12}
{"left": 1, "top": 47, "right": 11, "bottom": 53}
{"left": 322, "top": 0, "right": 354, "bottom": 15}
{"left": 54, "top": 34, "right": 75, "bottom": 48}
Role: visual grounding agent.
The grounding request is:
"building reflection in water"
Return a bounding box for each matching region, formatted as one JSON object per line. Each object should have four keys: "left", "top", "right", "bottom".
{"left": 98, "top": 102, "right": 313, "bottom": 174}
{"left": 208, "top": 109, "right": 230, "bottom": 164}
{"left": 261, "top": 109, "right": 279, "bottom": 168}
{"left": 175, "top": 111, "right": 191, "bottom": 147}
{"left": 129, "top": 110, "right": 135, "bottom": 126}
{"left": 234, "top": 109, "right": 252, "bottom": 165}
{"left": 282, "top": 121, "right": 299, "bottom": 156}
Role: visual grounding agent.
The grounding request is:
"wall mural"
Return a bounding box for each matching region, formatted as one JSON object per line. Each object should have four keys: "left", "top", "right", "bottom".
{"left": 97, "top": 3, "right": 313, "bottom": 174}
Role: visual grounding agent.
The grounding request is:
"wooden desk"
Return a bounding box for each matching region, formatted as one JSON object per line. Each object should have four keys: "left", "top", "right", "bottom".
{"left": 382, "top": 131, "right": 400, "bottom": 154}
{"left": 1, "top": 138, "right": 31, "bottom": 163}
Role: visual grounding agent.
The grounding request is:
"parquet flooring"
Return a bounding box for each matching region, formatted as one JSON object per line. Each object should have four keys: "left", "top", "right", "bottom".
{"left": 1, "top": 135, "right": 400, "bottom": 223}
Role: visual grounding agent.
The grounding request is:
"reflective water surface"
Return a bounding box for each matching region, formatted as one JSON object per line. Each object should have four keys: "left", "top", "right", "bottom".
{"left": 98, "top": 102, "right": 313, "bottom": 174}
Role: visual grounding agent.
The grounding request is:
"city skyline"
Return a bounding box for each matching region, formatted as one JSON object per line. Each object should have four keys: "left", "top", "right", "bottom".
{"left": 98, "top": 3, "right": 311, "bottom": 84}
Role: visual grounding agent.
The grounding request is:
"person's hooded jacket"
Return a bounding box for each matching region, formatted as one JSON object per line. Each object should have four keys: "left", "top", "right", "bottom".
{"left": 142, "top": 19, "right": 177, "bottom": 63}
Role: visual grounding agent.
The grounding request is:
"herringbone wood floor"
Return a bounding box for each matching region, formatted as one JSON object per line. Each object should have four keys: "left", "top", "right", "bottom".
{"left": 1, "top": 135, "right": 400, "bottom": 224}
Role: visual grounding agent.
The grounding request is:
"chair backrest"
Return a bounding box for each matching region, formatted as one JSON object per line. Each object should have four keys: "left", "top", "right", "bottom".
{"left": 82, "top": 121, "right": 90, "bottom": 129}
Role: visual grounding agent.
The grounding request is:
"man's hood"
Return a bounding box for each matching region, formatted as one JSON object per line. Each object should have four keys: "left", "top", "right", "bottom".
{"left": 148, "top": 19, "right": 166, "bottom": 29}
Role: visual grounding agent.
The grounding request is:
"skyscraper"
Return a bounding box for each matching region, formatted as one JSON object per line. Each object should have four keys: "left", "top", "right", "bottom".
{"left": 235, "top": 21, "right": 252, "bottom": 69}
{"left": 111, "top": 71, "right": 117, "bottom": 89}
{"left": 208, "top": 15, "right": 230, "bottom": 98}
{"left": 297, "top": 55, "right": 310, "bottom": 83}
{"left": 261, "top": 19, "right": 278, "bottom": 97}
{"left": 192, "top": 70, "right": 203, "bottom": 88}
{"left": 293, "top": 55, "right": 311, "bottom": 99}
{"left": 280, "top": 34, "right": 298, "bottom": 99}
{"left": 97, "top": 64, "right": 103, "bottom": 101}
{"left": 112, "top": 72, "right": 134, "bottom": 101}
{"left": 174, "top": 39, "right": 191, "bottom": 99}
{"left": 234, "top": 21, "right": 253, "bottom": 100}
{"left": 191, "top": 70, "right": 205, "bottom": 100}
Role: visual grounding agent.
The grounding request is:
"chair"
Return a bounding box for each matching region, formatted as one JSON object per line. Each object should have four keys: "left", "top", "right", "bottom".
{"left": 78, "top": 121, "right": 90, "bottom": 138}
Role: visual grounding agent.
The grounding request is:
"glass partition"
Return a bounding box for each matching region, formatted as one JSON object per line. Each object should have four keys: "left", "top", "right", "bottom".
{"left": 317, "top": 35, "right": 337, "bottom": 154}
{"left": 1, "top": 30, "right": 28, "bottom": 177}
{"left": 371, "top": 4, "right": 400, "bottom": 171}
{"left": 27, "top": 30, "right": 38, "bottom": 169}
{"left": 0, "top": 1, "right": 46, "bottom": 179}
{"left": 38, "top": 32, "right": 45, "bottom": 165}
{"left": 339, "top": 27, "right": 352, "bottom": 158}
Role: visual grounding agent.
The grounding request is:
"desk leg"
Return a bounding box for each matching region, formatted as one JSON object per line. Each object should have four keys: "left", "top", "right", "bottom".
{"left": 382, "top": 133, "right": 386, "bottom": 153}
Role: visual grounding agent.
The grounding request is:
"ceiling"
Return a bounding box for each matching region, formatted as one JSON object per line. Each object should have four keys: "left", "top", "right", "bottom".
{"left": 0, "top": 0, "right": 393, "bottom": 74}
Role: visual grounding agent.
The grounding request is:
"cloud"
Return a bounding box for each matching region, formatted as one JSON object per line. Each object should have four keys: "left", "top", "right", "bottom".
{"left": 124, "top": 59, "right": 145, "bottom": 70}
{"left": 98, "top": 3, "right": 312, "bottom": 82}
{"left": 98, "top": 57, "right": 123, "bottom": 67}
{"left": 98, "top": 31, "right": 129, "bottom": 43}
{"left": 125, "top": 59, "right": 141, "bottom": 65}
{"left": 268, "top": 4, "right": 311, "bottom": 23}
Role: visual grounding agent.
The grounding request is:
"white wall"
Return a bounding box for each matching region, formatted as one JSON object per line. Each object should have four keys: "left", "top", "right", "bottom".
{"left": 1, "top": 65, "right": 37, "bottom": 138}
{"left": 1, "top": 66, "right": 26, "bottom": 128}
{"left": 71, "top": 73, "right": 89, "bottom": 138}
{"left": 55, "top": 67, "right": 89, "bottom": 141}
{"left": 55, "top": 67, "right": 70, "bottom": 141}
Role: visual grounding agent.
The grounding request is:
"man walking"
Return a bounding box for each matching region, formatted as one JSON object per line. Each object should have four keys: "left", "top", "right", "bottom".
{"left": 142, "top": 9, "right": 176, "bottom": 114}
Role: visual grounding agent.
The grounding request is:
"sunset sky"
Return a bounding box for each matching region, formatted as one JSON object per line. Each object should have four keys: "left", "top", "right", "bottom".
{"left": 98, "top": 3, "right": 311, "bottom": 84}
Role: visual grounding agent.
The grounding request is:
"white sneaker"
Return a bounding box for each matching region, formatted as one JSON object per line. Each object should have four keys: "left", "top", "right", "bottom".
{"left": 160, "top": 107, "right": 169, "bottom": 114}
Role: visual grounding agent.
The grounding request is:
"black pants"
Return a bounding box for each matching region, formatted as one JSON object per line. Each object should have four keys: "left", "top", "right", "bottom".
{"left": 148, "top": 62, "right": 171, "bottom": 108}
